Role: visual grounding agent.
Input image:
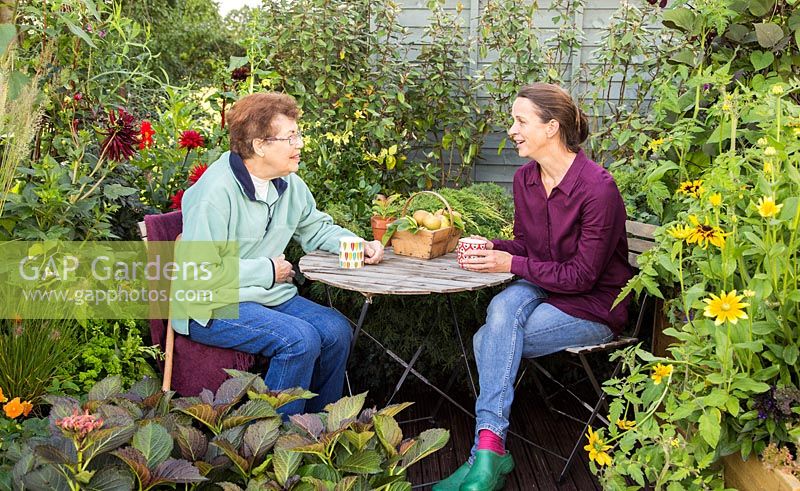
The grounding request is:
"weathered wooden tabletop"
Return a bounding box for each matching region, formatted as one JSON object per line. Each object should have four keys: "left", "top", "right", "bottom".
{"left": 298, "top": 249, "right": 514, "bottom": 295}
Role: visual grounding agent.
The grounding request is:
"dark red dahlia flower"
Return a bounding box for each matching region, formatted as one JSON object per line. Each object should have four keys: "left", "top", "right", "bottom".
{"left": 139, "top": 121, "right": 155, "bottom": 149}
{"left": 99, "top": 108, "right": 139, "bottom": 162}
{"left": 231, "top": 66, "right": 251, "bottom": 82}
{"left": 178, "top": 130, "right": 204, "bottom": 150}
{"left": 169, "top": 189, "right": 185, "bottom": 210}
{"left": 188, "top": 163, "right": 208, "bottom": 185}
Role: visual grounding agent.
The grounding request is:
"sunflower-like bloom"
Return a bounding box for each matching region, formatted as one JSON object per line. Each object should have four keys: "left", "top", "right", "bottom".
{"left": 648, "top": 138, "right": 665, "bottom": 152}
{"left": 703, "top": 290, "right": 749, "bottom": 325}
{"left": 756, "top": 196, "right": 783, "bottom": 218}
{"left": 709, "top": 193, "right": 722, "bottom": 208}
{"left": 668, "top": 223, "right": 693, "bottom": 240}
{"left": 686, "top": 215, "right": 728, "bottom": 249}
{"left": 616, "top": 419, "right": 636, "bottom": 431}
{"left": 651, "top": 363, "right": 673, "bottom": 385}
{"left": 584, "top": 427, "right": 613, "bottom": 466}
{"left": 0, "top": 387, "right": 6, "bottom": 403}
{"left": 677, "top": 179, "right": 705, "bottom": 198}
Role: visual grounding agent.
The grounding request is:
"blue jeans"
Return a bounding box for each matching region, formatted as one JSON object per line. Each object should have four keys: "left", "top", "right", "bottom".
{"left": 471, "top": 279, "right": 613, "bottom": 458}
{"left": 188, "top": 295, "right": 352, "bottom": 416}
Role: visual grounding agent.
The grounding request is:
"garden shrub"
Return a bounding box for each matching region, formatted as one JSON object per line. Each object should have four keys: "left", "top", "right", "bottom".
{"left": 579, "top": 1, "right": 800, "bottom": 489}
{"left": 3, "top": 372, "right": 449, "bottom": 490}
{"left": 55, "top": 319, "right": 160, "bottom": 396}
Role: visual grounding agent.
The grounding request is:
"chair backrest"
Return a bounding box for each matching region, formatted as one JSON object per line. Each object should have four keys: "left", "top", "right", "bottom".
{"left": 624, "top": 220, "right": 657, "bottom": 339}
{"left": 625, "top": 220, "right": 657, "bottom": 269}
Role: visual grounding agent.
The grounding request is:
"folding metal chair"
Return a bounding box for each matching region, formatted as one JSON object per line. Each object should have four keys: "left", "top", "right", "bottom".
{"left": 509, "top": 220, "right": 658, "bottom": 481}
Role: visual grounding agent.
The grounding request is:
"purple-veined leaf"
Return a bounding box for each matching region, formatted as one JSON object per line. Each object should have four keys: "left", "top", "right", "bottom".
{"left": 95, "top": 404, "right": 135, "bottom": 427}
{"left": 341, "top": 430, "right": 375, "bottom": 453}
{"left": 125, "top": 376, "right": 160, "bottom": 401}
{"left": 198, "top": 389, "right": 215, "bottom": 405}
{"left": 375, "top": 402, "right": 413, "bottom": 419}
{"left": 325, "top": 393, "right": 367, "bottom": 432}
{"left": 290, "top": 413, "right": 325, "bottom": 439}
{"left": 112, "top": 446, "right": 152, "bottom": 489}
{"left": 399, "top": 429, "right": 449, "bottom": 468}
{"left": 243, "top": 418, "right": 282, "bottom": 460}
{"left": 223, "top": 399, "right": 278, "bottom": 430}
{"left": 338, "top": 450, "right": 383, "bottom": 475}
{"left": 33, "top": 444, "right": 72, "bottom": 464}
{"left": 132, "top": 423, "right": 173, "bottom": 468}
{"left": 86, "top": 465, "right": 136, "bottom": 491}
{"left": 174, "top": 403, "right": 218, "bottom": 432}
{"left": 273, "top": 449, "right": 302, "bottom": 487}
{"left": 211, "top": 439, "right": 250, "bottom": 475}
{"left": 22, "top": 465, "right": 70, "bottom": 491}
{"left": 84, "top": 425, "right": 136, "bottom": 461}
{"left": 88, "top": 375, "right": 123, "bottom": 401}
{"left": 214, "top": 374, "right": 257, "bottom": 405}
{"left": 373, "top": 415, "right": 402, "bottom": 456}
{"left": 173, "top": 424, "right": 208, "bottom": 461}
{"left": 275, "top": 432, "right": 314, "bottom": 450}
{"left": 148, "top": 458, "right": 207, "bottom": 487}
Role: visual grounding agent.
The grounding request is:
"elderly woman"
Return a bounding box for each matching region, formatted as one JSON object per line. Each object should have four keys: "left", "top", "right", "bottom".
{"left": 173, "top": 92, "right": 384, "bottom": 416}
{"left": 434, "top": 83, "right": 632, "bottom": 490}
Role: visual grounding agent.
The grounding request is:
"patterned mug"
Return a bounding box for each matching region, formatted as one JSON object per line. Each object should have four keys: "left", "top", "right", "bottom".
{"left": 339, "top": 237, "right": 365, "bottom": 269}
{"left": 457, "top": 238, "right": 487, "bottom": 268}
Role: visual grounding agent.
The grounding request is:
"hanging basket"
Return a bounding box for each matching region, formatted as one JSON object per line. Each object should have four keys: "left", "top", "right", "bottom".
{"left": 391, "top": 191, "right": 461, "bottom": 260}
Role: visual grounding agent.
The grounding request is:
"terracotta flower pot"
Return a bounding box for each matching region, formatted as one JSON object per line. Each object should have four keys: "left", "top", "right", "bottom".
{"left": 371, "top": 215, "right": 394, "bottom": 245}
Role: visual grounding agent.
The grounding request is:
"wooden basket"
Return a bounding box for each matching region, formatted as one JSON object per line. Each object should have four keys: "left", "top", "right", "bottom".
{"left": 391, "top": 191, "right": 461, "bottom": 259}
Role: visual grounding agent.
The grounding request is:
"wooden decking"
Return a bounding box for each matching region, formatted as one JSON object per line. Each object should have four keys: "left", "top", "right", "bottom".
{"left": 398, "top": 388, "right": 603, "bottom": 491}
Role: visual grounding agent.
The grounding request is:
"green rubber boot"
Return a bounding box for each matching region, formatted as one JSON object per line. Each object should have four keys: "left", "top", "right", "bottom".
{"left": 458, "top": 450, "right": 514, "bottom": 491}
{"left": 432, "top": 461, "right": 472, "bottom": 491}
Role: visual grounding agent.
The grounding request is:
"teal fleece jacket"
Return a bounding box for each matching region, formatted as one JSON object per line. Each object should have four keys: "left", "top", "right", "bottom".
{"left": 171, "top": 151, "right": 353, "bottom": 334}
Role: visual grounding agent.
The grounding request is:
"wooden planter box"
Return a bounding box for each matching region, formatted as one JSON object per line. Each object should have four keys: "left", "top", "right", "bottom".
{"left": 723, "top": 454, "right": 800, "bottom": 491}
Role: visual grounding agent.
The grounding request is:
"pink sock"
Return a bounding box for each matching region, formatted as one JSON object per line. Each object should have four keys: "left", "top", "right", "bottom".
{"left": 477, "top": 429, "right": 505, "bottom": 455}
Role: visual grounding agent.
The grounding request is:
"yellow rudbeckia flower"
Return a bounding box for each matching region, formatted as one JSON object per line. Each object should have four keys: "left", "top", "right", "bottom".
{"left": 584, "top": 427, "right": 613, "bottom": 466}
{"left": 703, "top": 290, "right": 749, "bottom": 325}
{"left": 756, "top": 196, "right": 783, "bottom": 218}
{"left": 651, "top": 363, "right": 673, "bottom": 385}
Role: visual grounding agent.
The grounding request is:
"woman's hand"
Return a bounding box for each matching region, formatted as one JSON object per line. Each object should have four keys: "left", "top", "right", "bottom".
{"left": 469, "top": 235, "right": 494, "bottom": 250}
{"left": 272, "top": 254, "right": 296, "bottom": 283}
{"left": 364, "top": 240, "right": 385, "bottom": 264}
{"left": 461, "top": 249, "right": 512, "bottom": 273}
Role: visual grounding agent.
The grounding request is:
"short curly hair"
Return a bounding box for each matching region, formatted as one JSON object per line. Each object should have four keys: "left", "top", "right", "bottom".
{"left": 228, "top": 92, "right": 300, "bottom": 159}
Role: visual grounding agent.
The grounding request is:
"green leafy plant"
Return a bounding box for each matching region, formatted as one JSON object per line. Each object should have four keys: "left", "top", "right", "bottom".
{"left": 371, "top": 193, "right": 403, "bottom": 219}
{"left": 5, "top": 371, "right": 448, "bottom": 490}
{"left": 585, "top": 1, "right": 800, "bottom": 488}
{"left": 0, "top": 319, "right": 80, "bottom": 405}
{"left": 55, "top": 319, "right": 160, "bottom": 395}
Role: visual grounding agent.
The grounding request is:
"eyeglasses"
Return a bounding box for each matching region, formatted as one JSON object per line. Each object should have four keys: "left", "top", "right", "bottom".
{"left": 263, "top": 133, "right": 303, "bottom": 147}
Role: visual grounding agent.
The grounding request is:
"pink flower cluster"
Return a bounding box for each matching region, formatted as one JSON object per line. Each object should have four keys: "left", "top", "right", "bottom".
{"left": 56, "top": 409, "right": 104, "bottom": 440}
